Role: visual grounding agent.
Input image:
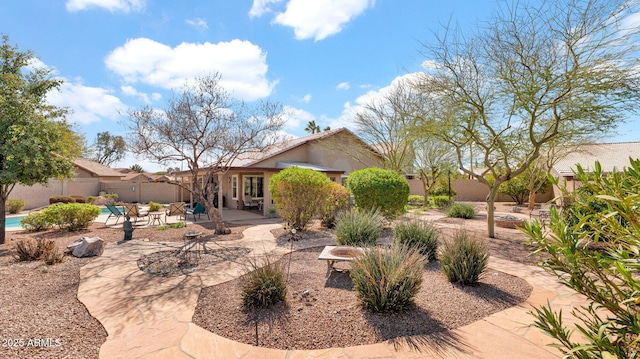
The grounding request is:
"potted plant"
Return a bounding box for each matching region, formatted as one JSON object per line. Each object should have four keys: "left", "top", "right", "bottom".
{"left": 268, "top": 207, "right": 278, "bottom": 218}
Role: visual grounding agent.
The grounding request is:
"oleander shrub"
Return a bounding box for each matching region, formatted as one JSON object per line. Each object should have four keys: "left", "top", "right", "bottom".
{"left": 6, "top": 199, "right": 26, "bottom": 214}
{"left": 49, "top": 195, "right": 75, "bottom": 204}
{"left": 269, "top": 167, "right": 332, "bottom": 230}
{"left": 15, "top": 238, "right": 64, "bottom": 264}
{"left": 430, "top": 196, "right": 453, "bottom": 208}
{"left": 347, "top": 168, "right": 410, "bottom": 220}
{"left": 70, "top": 195, "right": 87, "bottom": 203}
{"left": 318, "top": 182, "right": 350, "bottom": 228}
{"left": 241, "top": 256, "right": 287, "bottom": 309}
{"left": 393, "top": 220, "right": 439, "bottom": 261}
{"left": 335, "top": 208, "right": 383, "bottom": 246}
{"left": 148, "top": 201, "right": 163, "bottom": 212}
{"left": 440, "top": 231, "right": 489, "bottom": 285}
{"left": 350, "top": 244, "right": 425, "bottom": 313}
{"left": 407, "top": 195, "right": 425, "bottom": 207}
{"left": 447, "top": 203, "right": 475, "bottom": 219}
{"left": 21, "top": 211, "right": 53, "bottom": 231}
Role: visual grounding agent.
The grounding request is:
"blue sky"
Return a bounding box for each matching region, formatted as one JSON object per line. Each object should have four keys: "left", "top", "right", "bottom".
{"left": 2, "top": 0, "right": 638, "bottom": 172}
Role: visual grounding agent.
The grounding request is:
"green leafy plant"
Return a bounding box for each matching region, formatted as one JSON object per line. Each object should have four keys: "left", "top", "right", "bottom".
{"left": 393, "top": 220, "right": 439, "bottom": 261}
{"left": 157, "top": 222, "right": 186, "bottom": 230}
{"left": 148, "top": 201, "right": 163, "bottom": 212}
{"left": 407, "top": 195, "right": 425, "bottom": 207}
{"left": 440, "top": 231, "right": 489, "bottom": 285}
{"left": 87, "top": 196, "right": 96, "bottom": 204}
{"left": 446, "top": 203, "right": 475, "bottom": 219}
{"left": 269, "top": 167, "right": 332, "bottom": 230}
{"left": 241, "top": 256, "right": 288, "bottom": 309}
{"left": 430, "top": 195, "right": 453, "bottom": 208}
{"left": 318, "top": 181, "right": 350, "bottom": 228}
{"left": 49, "top": 195, "right": 75, "bottom": 204}
{"left": 347, "top": 167, "right": 410, "bottom": 220}
{"left": 350, "top": 244, "right": 425, "bottom": 313}
{"left": 335, "top": 208, "right": 383, "bottom": 246}
{"left": 20, "top": 211, "right": 53, "bottom": 231}
{"left": 15, "top": 238, "right": 64, "bottom": 264}
{"left": 6, "top": 199, "right": 25, "bottom": 214}
{"left": 21, "top": 203, "right": 101, "bottom": 231}
{"left": 523, "top": 160, "right": 640, "bottom": 359}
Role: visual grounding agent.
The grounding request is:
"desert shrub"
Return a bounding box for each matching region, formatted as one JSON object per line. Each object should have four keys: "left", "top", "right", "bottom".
{"left": 523, "top": 160, "right": 640, "bottom": 358}
{"left": 87, "top": 196, "right": 96, "bottom": 204}
{"left": 6, "top": 199, "right": 26, "bottom": 214}
{"left": 431, "top": 179, "right": 457, "bottom": 197}
{"left": 70, "top": 195, "right": 87, "bottom": 203}
{"left": 440, "top": 231, "right": 489, "bottom": 285}
{"left": 269, "top": 167, "right": 332, "bottom": 230}
{"left": 15, "top": 238, "right": 64, "bottom": 264}
{"left": 347, "top": 168, "right": 409, "bottom": 220}
{"left": 20, "top": 211, "right": 53, "bottom": 231}
{"left": 350, "top": 244, "right": 425, "bottom": 313}
{"left": 157, "top": 222, "right": 186, "bottom": 230}
{"left": 335, "top": 208, "right": 383, "bottom": 246}
{"left": 148, "top": 201, "right": 163, "bottom": 212}
{"left": 430, "top": 195, "right": 453, "bottom": 208}
{"left": 407, "top": 195, "right": 425, "bottom": 207}
{"left": 241, "top": 256, "right": 287, "bottom": 309}
{"left": 447, "top": 203, "right": 475, "bottom": 219}
{"left": 318, "top": 182, "right": 350, "bottom": 228}
{"left": 103, "top": 193, "right": 119, "bottom": 200}
{"left": 393, "top": 220, "right": 439, "bottom": 261}
{"left": 49, "top": 195, "right": 75, "bottom": 204}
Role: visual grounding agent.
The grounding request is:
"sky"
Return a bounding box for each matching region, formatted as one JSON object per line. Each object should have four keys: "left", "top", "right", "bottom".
{"left": 1, "top": 0, "right": 639, "bottom": 172}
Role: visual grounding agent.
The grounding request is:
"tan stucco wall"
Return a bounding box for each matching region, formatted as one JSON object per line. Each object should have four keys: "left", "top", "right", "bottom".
{"left": 102, "top": 181, "right": 183, "bottom": 204}
{"left": 407, "top": 178, "right": 554, "bottom": 203}
{"left": 9, "top": 177, "right": 101, "bottom": 210}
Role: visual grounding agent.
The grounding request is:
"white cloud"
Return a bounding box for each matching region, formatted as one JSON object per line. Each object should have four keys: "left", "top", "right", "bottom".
{"left": 105, "top": 38, "right": 277, "bottom": 101}
{"left": 65, "top": 0, "right": 145, "bottom": 13}
{"left": 249, "top": 0, "right": 284, "bottom": 18}
{"left": 120, "top": 85, "right": 161, "bottom": 104}
{"left": 336, "top": 82, "right": 350, "bottom": 90}
{"left": 299, "top": 93, "right": 312, "bottom": 103}
{"left": 186, "top": 18, "right": 208, "bottom": 31}
{"left": 282, "top": 105, "right": 315, "bottom": 131}
{"left": 272, "top": 0, "right": 375, "bottom": 41}
{"left": 47, "top": 81, "right": 127, "bottom": 125}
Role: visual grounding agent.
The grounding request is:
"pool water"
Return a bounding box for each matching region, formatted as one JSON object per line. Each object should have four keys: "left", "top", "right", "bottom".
{"left": 5, "top": 207, "right": 112, "bottom": 229}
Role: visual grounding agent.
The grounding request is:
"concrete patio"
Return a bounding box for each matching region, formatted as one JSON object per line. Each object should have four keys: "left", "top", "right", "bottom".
{"left": 78, "top": 223, "right": 583, "bottom": 359}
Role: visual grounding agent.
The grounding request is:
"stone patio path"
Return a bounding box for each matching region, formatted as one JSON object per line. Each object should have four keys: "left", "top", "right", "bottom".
{"left": 78, "top": 223, "right": 586, "bottom": 359}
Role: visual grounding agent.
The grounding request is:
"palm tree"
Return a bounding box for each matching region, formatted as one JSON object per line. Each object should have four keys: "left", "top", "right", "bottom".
{"left": 304, "top": 120, "right": 321, "bottom": 134}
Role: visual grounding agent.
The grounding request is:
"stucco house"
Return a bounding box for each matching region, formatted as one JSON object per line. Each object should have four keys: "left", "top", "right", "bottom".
{"left": 176, "top": 128, "right": 382, "bottom": 215}
{"left": 550, "top": 142, "right": 640, "bottom": 199}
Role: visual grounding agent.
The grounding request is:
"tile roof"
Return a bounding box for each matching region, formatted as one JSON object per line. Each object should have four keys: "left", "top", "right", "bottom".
{"left": 553, "top": 142, "right": 640, "bottom": 176}
{"left": 73, "top": 159, "right": 125, "bottom": 177}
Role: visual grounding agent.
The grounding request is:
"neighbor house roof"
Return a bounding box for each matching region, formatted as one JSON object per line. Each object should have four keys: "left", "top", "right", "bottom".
{"left": 553, "top": 142, "right": 640, "bottom": 176}
{"left": 73, "top": 159, "right": 125, "bottom": 178}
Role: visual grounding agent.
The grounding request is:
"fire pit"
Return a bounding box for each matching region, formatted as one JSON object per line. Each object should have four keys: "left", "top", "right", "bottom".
{"left": 495, "top": 215, "right": 525, "bottom": 229}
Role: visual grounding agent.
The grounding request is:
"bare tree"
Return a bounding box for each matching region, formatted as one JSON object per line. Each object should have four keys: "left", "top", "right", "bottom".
{"left": 413, "top": 137, "right": 457, "bottom": 206}
{"left": 416, "top": 0, "right": 640, "bottom": 237}
{"left": 126, "top": 74, "right": 285, "bottom": 230}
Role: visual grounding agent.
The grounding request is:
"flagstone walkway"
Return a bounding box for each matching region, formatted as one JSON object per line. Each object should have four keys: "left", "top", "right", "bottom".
{"left": 78, "top": 223, "right": 584, "bottom": 359}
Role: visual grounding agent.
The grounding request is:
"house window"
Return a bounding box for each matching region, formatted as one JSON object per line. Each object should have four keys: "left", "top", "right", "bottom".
{"left": 243, "top": 176, "right": 264, "bottom": 199}
{"left": 231, "top": 175, "right": 238, "bottom": 200}
{"left": 341, "top": 175, "right": 348, "bottom": 187}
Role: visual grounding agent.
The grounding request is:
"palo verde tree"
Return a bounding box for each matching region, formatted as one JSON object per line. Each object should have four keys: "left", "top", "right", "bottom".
{"left": 0, "top": 35, "right": 76, "bottom": 244}
{"left": 413, "top": 136, "right": 457, "bottom": 207}
{"left": 88, "top": 131, "right": 126, "bottom": 166}
{"left": 126, "top": 73, "right": 285, "bottom": 230}
{"left": 415, "top": 0, "right": 640, "bottom": 237}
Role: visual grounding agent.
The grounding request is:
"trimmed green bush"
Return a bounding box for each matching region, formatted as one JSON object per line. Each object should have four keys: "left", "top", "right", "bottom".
{"left": 347, "top": 168, "right": 409, "bottom": 220}
{"left": 21, "top": 203, "right": 101, "bottom": 232}
{"left": 269, "top": 167, "right": 332, "bottom": 230}
{"left": 335, "top": 208, "right": 383, "bottom": 246}
{"left": 20, "top": 211, "right": 53, "bottom": 231}
{"left": 15, "top": 238, "right": 64, "bottom": 264}
{"left": 440, "top": 231, "right": 489, "bottom": 285}
{"left": 430, "top": 196, "right": 453, "bottom": 208}
{"left": 241, "top": 256, "right": 287, "bottom": 309}
{"left": 49, "top": 195, "right": 75, "bottom": 204}
{"left": 350, "top": 244, "right": 425, "bottom": 313}
{"left": 318, "top": 182, "right": 350, "bottom": 228}
{"left": 70, "top": 195, "right": 87, "bottom": 203}
{"left": 6, "top": 199, "right": 26, "bottom": 214}
{"left": 87, "top": 196, "right": 96, "bottom": 204}
{"left": 407, "top": 195, "right": 425, "bottom": 207}
{"left": 393, "top": 220, "right": 439, "bottom": 261}
{"left": 447, "top": 203, "right": 475, "bottom": 219}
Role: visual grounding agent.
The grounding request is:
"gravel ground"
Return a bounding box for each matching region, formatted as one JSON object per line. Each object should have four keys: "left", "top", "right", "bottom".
{"left": 0, "top": 203, "right": 542, "bottom": 357}
{"left": 192, "top": 247, "right": 532, "bottom": 350}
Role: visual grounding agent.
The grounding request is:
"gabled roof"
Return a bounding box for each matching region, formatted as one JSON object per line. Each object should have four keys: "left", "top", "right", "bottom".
{"left": 73, "top": 159, "right": 125, "bottom": 178}
{"left": 553, "top": 142, "right": 640, "bottom": 176}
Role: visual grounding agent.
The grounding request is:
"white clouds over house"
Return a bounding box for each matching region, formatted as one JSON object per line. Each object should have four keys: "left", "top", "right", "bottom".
{"left": 250, "top": 0, "right": 374, "bottom": 41}
{"left": 65, "top": 0, "right": 145, "bottom": 13}
{"left": 104, "top": 38, "right": 277, "bottom": 101}
{"left": 48, "top": 81, "right": 127, "bottom": 124}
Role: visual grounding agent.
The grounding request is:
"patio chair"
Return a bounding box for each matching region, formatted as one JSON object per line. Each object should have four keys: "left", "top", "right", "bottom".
{"left": 105, "top": 203, "right": 125, "bottom": 225}
{"left": 165, "top": 202, "right": 186, "bottom": 222}
{"left": 243, "top": 195, "right": 258, "bottom": 210}
{"left": 186, "top": 202, "right": 210, "bottom": 222}
{"left": 125, "top": 203, "right": 148, "bottom": 223}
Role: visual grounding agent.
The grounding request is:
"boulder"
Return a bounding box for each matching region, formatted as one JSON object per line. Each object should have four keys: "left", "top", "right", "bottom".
{"left": 67, "top": 237, "right": 105, "bottom": 258}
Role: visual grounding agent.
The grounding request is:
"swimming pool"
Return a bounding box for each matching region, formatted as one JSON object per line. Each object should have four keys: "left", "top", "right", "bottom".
{"left": 5, "top": 207, "right": 113, "bottom": 229}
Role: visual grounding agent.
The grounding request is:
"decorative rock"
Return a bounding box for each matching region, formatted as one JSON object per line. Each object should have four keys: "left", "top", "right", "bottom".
{"left": 67, "top": 237, "right": 105, "bottom": 257}
{"left": 495, "top": 215, "right": 525, "bottom": 229}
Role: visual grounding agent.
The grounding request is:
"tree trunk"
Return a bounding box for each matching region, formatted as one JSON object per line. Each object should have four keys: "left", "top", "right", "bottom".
{"left": 528, "top": 191, "right": 537, "bottom": 211}
{"left": 486, "top": 184, "right": 500, "bottom": 239}
{"left": 0, "top": 196, "right": 6, "bottom": 245}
